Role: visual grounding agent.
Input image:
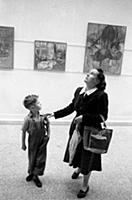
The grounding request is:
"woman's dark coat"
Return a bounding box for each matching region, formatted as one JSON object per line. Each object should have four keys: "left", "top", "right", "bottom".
{"left": 54, "top": 87, "right": 108, "bottom": 175}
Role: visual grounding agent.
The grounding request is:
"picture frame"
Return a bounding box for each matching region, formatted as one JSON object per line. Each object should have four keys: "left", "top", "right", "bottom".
{"left": 83, "top": 23, "right": 127, "bottom": 75}
{"left": 34, "top": 40, "right": 67, "bottom": 71}
{"left": 0, "top": 26, "right": 14, "bottom": 69}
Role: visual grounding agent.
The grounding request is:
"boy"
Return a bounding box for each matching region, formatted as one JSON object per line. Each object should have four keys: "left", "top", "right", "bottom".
{"left": 21, "top": 94, "right": 50, "bottom": 187}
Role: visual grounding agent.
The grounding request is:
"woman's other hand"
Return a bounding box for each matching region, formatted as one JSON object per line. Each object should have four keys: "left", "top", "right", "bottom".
{"left": 74, "top": 115, "right": 83, "bottom": 124}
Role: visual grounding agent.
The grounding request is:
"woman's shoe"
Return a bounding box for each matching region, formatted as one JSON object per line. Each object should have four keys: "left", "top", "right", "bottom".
{"left": 71, "top": 171, "right": 80, "bottom": 179}
{"left": 77, "top": 186, "right": 89, "bottom": 198}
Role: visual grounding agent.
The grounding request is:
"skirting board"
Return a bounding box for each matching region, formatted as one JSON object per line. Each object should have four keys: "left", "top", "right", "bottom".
{"left": 0, "top": 118, "right": 132, "bottom": 126}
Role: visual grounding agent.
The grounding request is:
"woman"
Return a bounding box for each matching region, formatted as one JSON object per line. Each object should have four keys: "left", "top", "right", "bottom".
{"left": 49, "top": 68, "right": 108, "bottom": 198}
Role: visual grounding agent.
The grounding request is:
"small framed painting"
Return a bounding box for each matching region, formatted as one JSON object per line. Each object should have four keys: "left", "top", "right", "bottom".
{"left": 34, "top": 40, "right": 67, "bottom": 71}
{"left": 83, "top": 23, "right": 127, "bottom": 75}
{"left": 0, "top": 26, "right": 14, "bottom": 69}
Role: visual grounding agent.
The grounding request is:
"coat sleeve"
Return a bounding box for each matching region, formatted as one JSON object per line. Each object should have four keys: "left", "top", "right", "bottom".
{"left": 54, "top": 87, "right": 81, "bottom": 119}
{"left": 82, "top": 92, "right": 109, "bottom": 125}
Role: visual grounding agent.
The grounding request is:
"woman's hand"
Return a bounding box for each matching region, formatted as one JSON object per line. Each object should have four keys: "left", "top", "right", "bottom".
{"left": 44, "top": 113, "right": 54, "bottom": 118}
{"left": 74, "top": 115, "right": 83, "bottom": 124}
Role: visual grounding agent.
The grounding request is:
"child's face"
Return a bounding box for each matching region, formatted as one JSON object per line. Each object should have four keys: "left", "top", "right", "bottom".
{"left": 30, "top": 99, "right": 42, "bottom": 112}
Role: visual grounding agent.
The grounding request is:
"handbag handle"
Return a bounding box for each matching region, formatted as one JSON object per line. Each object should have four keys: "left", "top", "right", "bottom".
{"left": 100, "top": 115, "right": 107, "bottom": 129}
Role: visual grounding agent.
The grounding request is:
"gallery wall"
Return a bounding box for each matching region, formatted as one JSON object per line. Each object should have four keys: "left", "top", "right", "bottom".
{"left": 0, "top": 0, "right": 132, "bottom": 124}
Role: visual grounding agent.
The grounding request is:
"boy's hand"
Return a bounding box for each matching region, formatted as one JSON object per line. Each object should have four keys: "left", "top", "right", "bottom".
{"left": 21, "top": 144, "right": 27, "bottom": 151}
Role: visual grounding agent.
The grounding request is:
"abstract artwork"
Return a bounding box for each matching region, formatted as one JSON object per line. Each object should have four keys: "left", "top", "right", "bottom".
{"left": 0, "top": 26, "right": 14, "bottom": 69}
{"left": 83, "top": 23, "right": 127, "bottom": 75}
{"left": 34, "top": 40, "right": 67, "bottom": 71}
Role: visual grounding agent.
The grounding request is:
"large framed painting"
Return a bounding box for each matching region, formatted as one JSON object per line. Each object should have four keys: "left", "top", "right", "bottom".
{"left": 83, "top": 23, "right": 127, "bottom": 75}
{"left": 34, "top": 40, "right": 67, "bottom": 71}
{"left": 0, "top": 26, "right": 14, "bottom": 69}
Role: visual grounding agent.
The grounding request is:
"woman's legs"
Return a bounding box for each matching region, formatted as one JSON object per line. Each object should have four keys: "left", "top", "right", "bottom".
{"left": 77, "top": 172, "right": 91, "bottom": 198}
{"left": 74, "top": 167, "right": 81, "bottom": 173}
{"left": 71, "top": 167, "right": 81, "bottom": 179}
{"left": 82, "top": 172, "right": 91, "bottom": 191}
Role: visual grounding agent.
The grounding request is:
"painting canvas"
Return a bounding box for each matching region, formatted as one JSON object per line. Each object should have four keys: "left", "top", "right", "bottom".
{"left": 0, "top": 26, "right": 14, "bottom": 69}
{"left": 83, "top": 23, "right": 127, "bottom": 75}
{"left": 34, "top": 40, "right": 67, "bottom": 71}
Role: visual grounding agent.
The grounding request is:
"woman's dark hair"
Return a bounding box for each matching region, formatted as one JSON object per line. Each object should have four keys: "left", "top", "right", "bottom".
{"left": 96, "top": 68, "right": 106, "bottom": 90}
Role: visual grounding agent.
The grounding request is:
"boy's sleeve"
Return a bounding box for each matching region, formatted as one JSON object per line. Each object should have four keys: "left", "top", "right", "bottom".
{"left": 21, "top": 117, "right": 29, "bottom": 133}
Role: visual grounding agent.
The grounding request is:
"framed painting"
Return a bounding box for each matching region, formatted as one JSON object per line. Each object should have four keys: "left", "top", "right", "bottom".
{"left": 83, "top": 23, "right": 127, "bottom": 75}
{"left": 0, "top": 26, "right": 14, "bottom": 69}
{"left": 34, "top": 40, "right": 67, "bottom": 71}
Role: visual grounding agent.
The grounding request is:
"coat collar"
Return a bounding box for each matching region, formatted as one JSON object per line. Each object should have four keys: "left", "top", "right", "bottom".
{"left": 79, "top": 87, "right": 97, "bottom": 96}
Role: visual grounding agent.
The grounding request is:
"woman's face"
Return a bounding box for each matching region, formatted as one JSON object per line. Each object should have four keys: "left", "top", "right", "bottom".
{"left": 84, "top": 69, "right": 100, "bottom": 88}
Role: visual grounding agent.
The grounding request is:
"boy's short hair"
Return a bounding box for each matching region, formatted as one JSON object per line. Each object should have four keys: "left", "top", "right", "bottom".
{"left": 23, "top": 94, "right": 38, "bottom": 109}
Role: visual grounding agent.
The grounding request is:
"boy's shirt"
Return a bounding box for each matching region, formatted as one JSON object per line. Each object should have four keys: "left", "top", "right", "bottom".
{"left": 22, "top": 112, "right": 48, "bottom": 135}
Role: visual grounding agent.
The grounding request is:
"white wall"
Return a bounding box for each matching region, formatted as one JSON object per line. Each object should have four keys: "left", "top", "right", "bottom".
{"left": 0, "top": 0, "right": 132, "bottom": 123}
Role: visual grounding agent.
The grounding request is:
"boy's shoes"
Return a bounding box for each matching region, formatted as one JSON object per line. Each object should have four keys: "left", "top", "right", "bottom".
{"left": 33, "top": 175, "right": 42, "bottom": 188}
{"left": 26, "top": 174, "right": 33, "bottom": 182}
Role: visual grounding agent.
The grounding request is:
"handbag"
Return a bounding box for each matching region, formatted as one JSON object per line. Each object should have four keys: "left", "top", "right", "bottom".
{"left": 69, "top": 124, "right": 81, "bottom": 165}
{"left": 83, "top": 115, "right": 113, "bottom": 154}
